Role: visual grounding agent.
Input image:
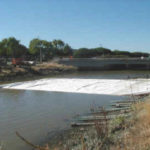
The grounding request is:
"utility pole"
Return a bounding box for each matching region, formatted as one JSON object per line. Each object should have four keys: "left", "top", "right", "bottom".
{"left": 40, "top": 47, "right": 42, "bottom": 63}
{"left": 37, "top": 36, "right": 42, "bottom": 64}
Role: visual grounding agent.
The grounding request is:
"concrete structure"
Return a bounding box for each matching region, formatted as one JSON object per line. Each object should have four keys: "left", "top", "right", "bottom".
{"left": 58, "top": 58, "right": 150, "bottom": 70}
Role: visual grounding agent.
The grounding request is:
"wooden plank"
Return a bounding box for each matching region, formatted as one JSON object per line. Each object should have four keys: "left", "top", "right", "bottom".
{"left": 74, "top": 114, "right": 130, "bottom": 122}
{"left": 71, "top": 122, "right": 95, "bottom": 127}
{"left": 89, "top": 107, "right": 131, "bottom": 115}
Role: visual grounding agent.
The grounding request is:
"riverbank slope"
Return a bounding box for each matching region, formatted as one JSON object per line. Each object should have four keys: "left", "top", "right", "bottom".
{"left": 0, "top": 63, "right": 77, "bottom": 83}
{"left": 45, "top": 96, "right": 150, "bottom": 150}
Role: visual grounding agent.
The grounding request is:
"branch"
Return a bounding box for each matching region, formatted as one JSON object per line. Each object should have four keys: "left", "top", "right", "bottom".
{"left": 16, "top": 131, "right": 50, "bottom": 150}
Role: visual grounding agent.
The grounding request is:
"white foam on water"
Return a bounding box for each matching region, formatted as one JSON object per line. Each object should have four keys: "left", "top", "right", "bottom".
{"left": 1, "top": 78, "right": 150, "bottom": 95}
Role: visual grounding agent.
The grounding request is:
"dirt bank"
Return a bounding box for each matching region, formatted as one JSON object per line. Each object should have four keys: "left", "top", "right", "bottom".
{"left": 0, "top": 63, "right": 77, "bottom": 83}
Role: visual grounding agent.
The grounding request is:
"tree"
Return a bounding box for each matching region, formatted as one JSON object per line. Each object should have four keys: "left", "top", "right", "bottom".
{"left": 63, "top": 44, "right": 72, "bottom": 56}
{"left": 73, "top": 47, "right": 112, "bottom": 58}
{"left": 0, "top": 41, "right": 7, "bottom": 57}
{"left": 29, "top": 38, "right": 54, "bottom": 61}
{"left": 73, "top": 48, "right": 91, "bottom": 58}
{"left": 93, "top": 47, "right": 112, "bottom": 56}
{"left": 130, "top": 52, "right": 149, "bottom": 57}
{"left": 52, "top": 39, "right": 65, "bottom": 56}
{"left": 42, "top": 41, "right": 54, "bottom": 60}
{"left": 52, "top": 39, "right": 65, "bottom": 50}
{"left": 0, "top": 37, "right": 27, "bottom": 58}
{"left": 112, "top": 50, "right": 130, "bottom": 57}
{"left": 29, "top": 38, "right": 42, "bottom": 56}
{"left": 51, "top": 39, "right": 73, "bottom": 57}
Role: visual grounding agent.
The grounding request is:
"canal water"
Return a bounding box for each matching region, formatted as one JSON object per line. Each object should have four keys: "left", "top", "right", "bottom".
{"left": 0, "top": 71, "right": 149, "bottom": 150}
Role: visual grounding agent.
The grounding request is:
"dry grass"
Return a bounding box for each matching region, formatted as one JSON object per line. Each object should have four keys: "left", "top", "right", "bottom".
{"left": 0, "top": 62, "right": 77, "bottom": 82}
{"left": 112, "top": 100, "right": 150, "bottom": 150}
{"left": 32, "top": 62, "right": 77, "bottom": 71}
{"left": 1, "top": 66, "right": 27, "bottom": 75}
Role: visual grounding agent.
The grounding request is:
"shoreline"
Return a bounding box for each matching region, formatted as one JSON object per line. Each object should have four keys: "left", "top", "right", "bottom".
{"left": 1, "top": 66, "right": 150, "bottom": 86}
{"left": 38, "top": 95, "right": 149, "bottom": 150}
{"left": 0, "top": 63, "right": 77, "bottom": 84}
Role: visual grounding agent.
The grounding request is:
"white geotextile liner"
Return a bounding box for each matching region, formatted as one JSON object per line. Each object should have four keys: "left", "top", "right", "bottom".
{"left": 1, "top": 78, "right": 150, "bottom": 95}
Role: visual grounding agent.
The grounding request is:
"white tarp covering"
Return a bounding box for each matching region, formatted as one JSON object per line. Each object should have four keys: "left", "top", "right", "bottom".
{"left": 1, "top": 78, "right": 150, "bottom": 95}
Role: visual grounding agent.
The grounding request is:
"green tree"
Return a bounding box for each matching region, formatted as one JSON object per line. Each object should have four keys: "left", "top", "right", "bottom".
{"left": 93, "top": 47, "right": 112, "bottom": 56}
{"left": 73, "top": 48, "right": 91, "bottom": 58}
{"left": 73, "top": 47, "right": 112, "bottom": 58}
{"left": 130, "top": 52, "right": 149, "bottom": 57}
{"left": 0, "top": 37, "right": 27, "bottom": 58}
{"left": 52, "top": 39, "right": 65, "bottom": 56}
{"left": 52, "top": 39, "right": 65, "bottom": 50}
{"left": 63, "top": 44, "right": 72, "bottom": 56}
{"left": 29, "top": 38, "right": 42, "bottom": 56}
{"left": 29, "top": 38, "right": 54, "bottom": 60}
{"left": 42, "top": 41, "right": 54, "bottom": 60}
{"left": 0, "top": 41, "right": 6, "bottom": 57}
{"left": 112, "top": 50, "right": 130, "bottom": 57}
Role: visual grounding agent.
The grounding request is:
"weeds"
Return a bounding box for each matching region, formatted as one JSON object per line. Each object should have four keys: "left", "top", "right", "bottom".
{"left": 16, "top": 99, "right": 150, "bottom": 150}
{"left": 94, "top": 107, "right": 109, "bottom": 139}
{"left": 112, "top": 101, "right": 150, "bottom": 150}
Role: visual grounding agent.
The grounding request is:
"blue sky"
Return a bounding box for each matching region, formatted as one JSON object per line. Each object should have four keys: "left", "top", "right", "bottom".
{"left": 0, "top": 0, "right": 150, "bottom": 52}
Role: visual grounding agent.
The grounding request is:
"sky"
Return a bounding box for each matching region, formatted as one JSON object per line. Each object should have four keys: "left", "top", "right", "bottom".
{"left": 0, "top": 0, "right": 150, "bottom": 52}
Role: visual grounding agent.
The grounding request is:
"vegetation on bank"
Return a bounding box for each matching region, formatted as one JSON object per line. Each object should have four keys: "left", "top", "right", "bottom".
{"left": 0, "top": 37, "right": 149, "bottom": 62}
{"left": 117, "top": 100, "right": 150, "bottom": 150}
{"left": 46, "top": 97, "right": 150, "bottom": 150}
{"left": 14, "top": 96, "right": 150, "bottom": 150}
{"left": 0, "top": 63, "right": 77, "bottom": 83}
{"left": 73, "top": 48, "right": 149, "bottom": 58}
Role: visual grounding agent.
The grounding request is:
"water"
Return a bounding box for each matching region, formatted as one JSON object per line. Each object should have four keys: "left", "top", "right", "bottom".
{"left": 0, "top": 71, "right": 149, "bottom": 150}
